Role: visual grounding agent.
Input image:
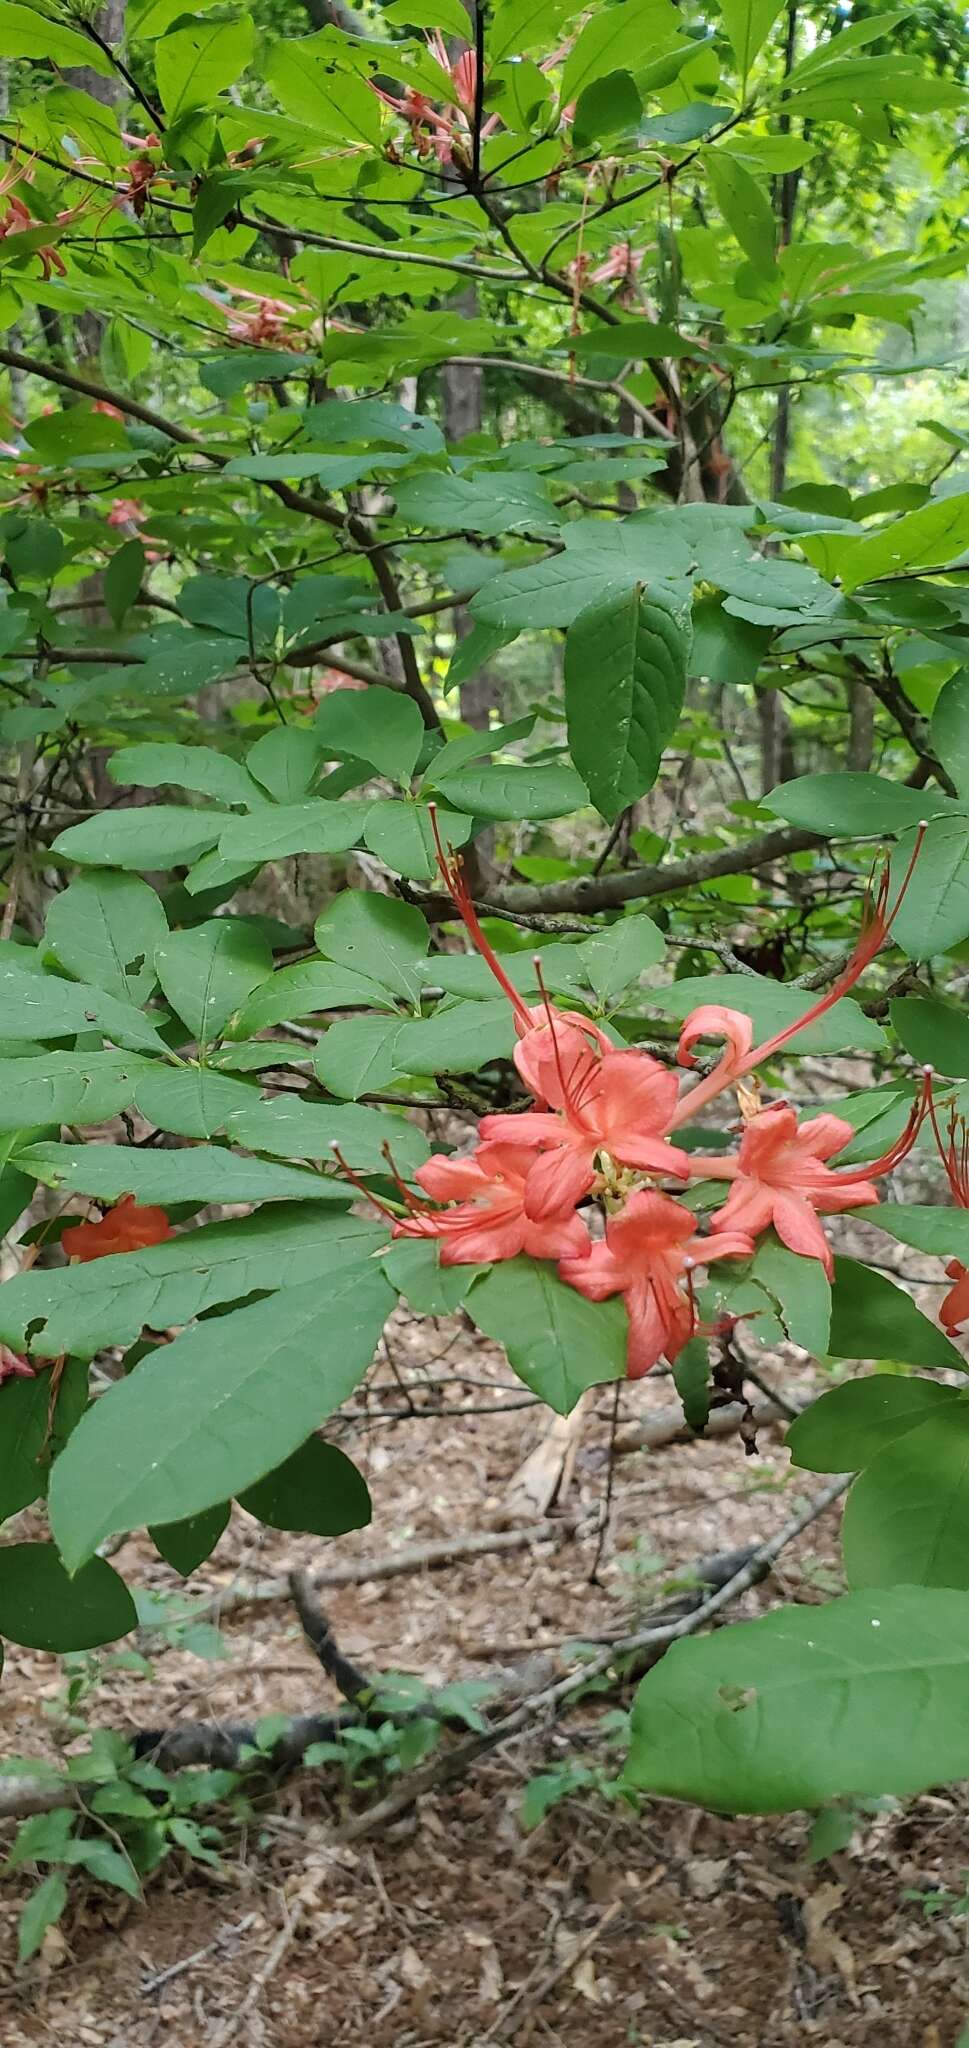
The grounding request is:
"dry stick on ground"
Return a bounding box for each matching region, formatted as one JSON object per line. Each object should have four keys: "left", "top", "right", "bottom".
{"left": 335, "top": 1475, "right": 850, "bottom": 1847}
{"left": 484, "top": 1899, "right": 623, "bottom": 2044}
{"left": 141, "top": 1914, "right": 260, "bottom": 1997}
{"left": 212, "top": 1515, "right": 596, "bottom": 1612}
{"left": 208, "top": 1899, "right": 306, "bottom": 2048}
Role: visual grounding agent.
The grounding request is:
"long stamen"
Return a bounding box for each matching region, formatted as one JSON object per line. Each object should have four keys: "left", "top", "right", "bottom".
{"left": 831, "top": 1066, "right": 934, "bottom": 1183}
{"left": 330, "top": 1141, "right": 407, "bottom": 1224}
{"left": 927, "top": 1080, "right": 969, "bottom": 1207}
{"left": 428, "top": 804, "right": 535, "bottom": 1032}
{"left": 739, "top": 822, "right": 927, "bottom": 1076}
{"left": 380, "top": 1140, "right": 430, "bottom": 1213}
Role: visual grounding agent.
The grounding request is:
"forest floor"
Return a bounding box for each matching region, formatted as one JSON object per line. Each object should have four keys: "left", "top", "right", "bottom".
{"left": 0, "top": 1216, "right": 967, "bottom": 2048}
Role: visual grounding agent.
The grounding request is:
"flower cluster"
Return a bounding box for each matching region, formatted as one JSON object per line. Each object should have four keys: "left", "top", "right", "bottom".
{"left": 338, "top": 819, "right": 931, "bottom": 1379}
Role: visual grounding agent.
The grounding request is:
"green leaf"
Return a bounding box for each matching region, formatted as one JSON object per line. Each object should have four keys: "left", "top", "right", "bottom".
{"left": 362, "top": 799, "right": 472, "bottom": 879}
{"left": 0, "top": 1545, "right": 136, "bottom": 1651}
{"left": 18, "top": 1875, "right": 68, "bottom": 1963}
{"left": 380, "top": 1238, "right": 477, "bottom": 1315}
{"left": 151, "top": 1502, "right": 230, "bottom": 1576}
{"left": 763, "top": 772, "right": 938, "bottom": 835}
{"left": 217, "top": 800, "right": 371, "bottom": 864}
{"left": 931, "top": 669, "right": 969, "bottom": 799}
{"left": 131, "top": 1063, "right": 256, "bottom": 1141}
{"left": 155, "top": 14, "right": 254, "bottom": 115}
{"left": 0, "top": 960, "right": 166, "bottom": 1055}
{"left": 64, "top": 1839, "right": 140, "bottom": 1897}
{"left": 890, "top": 996, "right": 969, "bottom": 1076}
{"left": 429, "top": 760, "right": 589, "bottom": 821}
{"left": 267, "top": 31, "right": 383, "bottom": 147}
{"left": 836, "top": 494, "right": 969, "bottom": 593}
{"left": 466, "top": 1258, "right": 626, "bottom": 1414}
{"left": 109, "top": 744, "right": 260, "bottom": 810}
{"left": 19, "top": 1141, "right": 351, "bottom": 1209}
{"left": 45, "top": 873, "right": 168, "bottom": 1005}
{"left": 673, "top": 1337, "right": 711, "bottom": 1431}
{"left": 239, "top": 1439, "right": 371, "bottom": 1536}
{"left": 625, "top": 1587, "right": 969, "bottom": 1812}
{"left": 314, "top": 686, "right": 424, "bottom": 785}
{"left": 48, "top": 1267, "right": 394, "bottom": 1567}
{"left": 393, "top": 998, "right": 515, "bottom": 1074}
{"left": 0, "top": 1053, "right": 143, "bottom": 1132}
{"left": 246, "top": 728, "right": 325, "bottom": 804}
{"left": 0, "top": 1, "right": 112, "bottom": 69}
{"left": 651, "top": 975, "right": 886, "bottom": 1056}
{"left": 0, "top": 1207, "right": 382, "bottom": 1360}
{"left": 829, "top": 1256, "right": 963, "bottom": 1370}
{"left": 564, "top": 584, "right": 689, "bottom": 821}
{"left": 751, "top": 1236, "right": 831, "bottom": 1355}
{"left": 561, "top": 0, "right": 679, "bottom": 102}
{"left": 314, "top": 891, "right": 428, "bottom": 1002}
{"left": 717, "top": 0, "right": 785, "bottom": 77}
{"left": 315, "top": 1014, "right": 405, "bottom": 1099}
{"left": 223, "top": 1097, "right": 428, "bottom": 1176}
{"left": 859, "top": 1203, "right": 969, "bottom": 1262}
{"left": 573, "top": 67, "right": 642, "bottom": 144}
{"left": 579, "top": 916, "right": 665, "bottom": 1004}
{"left": 787, "top": 1374, "right": 958, "bottom": 1473}
{"left": 689, "top": 597, "right": 771, "bottom": 685}
{"left": 53, "top": 808, "right": 226, "bottom": 871}
{"left": 843, "top": 1401, "right": 969, "bottom": 1590}
{"left": 226, "top": 959, "right": 396, "bottom": 1035}
{"left": 890, "top": 818, "right": 969, "bottom": 960}
{"left": 0, "top": 1360, "right": 88, "bottom": 1520}
{"left": 706, "top": 152, "right": 776, "bottom": 274}
{"left": 154, "top": 920, "right": 273, "bottom": 1045}
{"left": 104, "top": 540, "right": 145, "bottom": 629}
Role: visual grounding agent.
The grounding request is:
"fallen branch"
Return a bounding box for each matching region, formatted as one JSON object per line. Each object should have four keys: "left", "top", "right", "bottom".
{"left": 0, "top": 1493, "right": 843, "bottom": 1821}
{"left": 212, "top": 1515, "right": 590, "bottom": 1611}
{"left": 336, "top": 1475, "right": 850, "bottom": 1844}
{"left": 615, "top": 1394, "right": 804, "bottom": 1455}
{"left": 208, "top": 1900, "right": 305, "bottom": 2048}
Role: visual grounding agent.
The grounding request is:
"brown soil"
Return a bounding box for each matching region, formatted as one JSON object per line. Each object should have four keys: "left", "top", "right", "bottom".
{"left": 1, "top": 1273, "right": 967, "bottom": 2048}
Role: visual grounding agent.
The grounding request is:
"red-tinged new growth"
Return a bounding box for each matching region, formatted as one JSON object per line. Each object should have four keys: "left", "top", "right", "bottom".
{"left": 559, "top": 1191, "right": 754, "bottom": 1379}
{"left": 62, "top": 1195, "right": 172, "bottom": 1264}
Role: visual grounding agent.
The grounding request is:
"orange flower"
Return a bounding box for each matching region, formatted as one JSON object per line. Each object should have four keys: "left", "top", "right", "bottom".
{"left": 62, "top": 1195, "right": 172, "bottom": 1263}
{"left": 559, "top": 1190, "right": 753, "bottom": 1379}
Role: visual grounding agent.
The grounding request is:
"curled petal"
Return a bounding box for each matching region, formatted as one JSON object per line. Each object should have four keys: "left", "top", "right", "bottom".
{"left": 677, "top": 1005, "right": 754, "bottom": 1072}
{"left": 415, "top": 1152, "right": 488, "bottom": 1202}
{"left": 523, "top": 1209, "right": 591, "bottom": 1262}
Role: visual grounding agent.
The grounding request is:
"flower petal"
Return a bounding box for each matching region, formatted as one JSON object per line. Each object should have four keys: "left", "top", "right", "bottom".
{"left": 770, "top": 1189, "right": 835, "bottom": 1276}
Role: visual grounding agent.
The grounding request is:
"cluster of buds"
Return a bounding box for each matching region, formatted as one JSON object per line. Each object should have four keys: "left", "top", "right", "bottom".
{"left": 337, "top": 818, "right": 935, "bottom": 1379}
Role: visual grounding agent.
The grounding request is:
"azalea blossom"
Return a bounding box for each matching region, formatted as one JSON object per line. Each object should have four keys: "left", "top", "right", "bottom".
{"left": 481, "top": 1044, "right": 690, "bottom": 1219}
{"left": 389, "top": 1140, "right": 591, "bottom": 1266}
{"left": 62, "top": 1195, "right": 172, "bottom": 1263}
{"left": 692, "top": 1104, "right": 879, "bottom": 1278}
{"left": 559, "top": 1190, "right": 753, "bottom": 1379}
{"left": 941, "top": 1260, "right": 969, "bottom": 1336}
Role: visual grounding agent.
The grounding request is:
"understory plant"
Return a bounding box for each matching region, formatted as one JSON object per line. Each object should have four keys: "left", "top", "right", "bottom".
{"left": 0, "top": 0, "right": 968, "bottom": 1947}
